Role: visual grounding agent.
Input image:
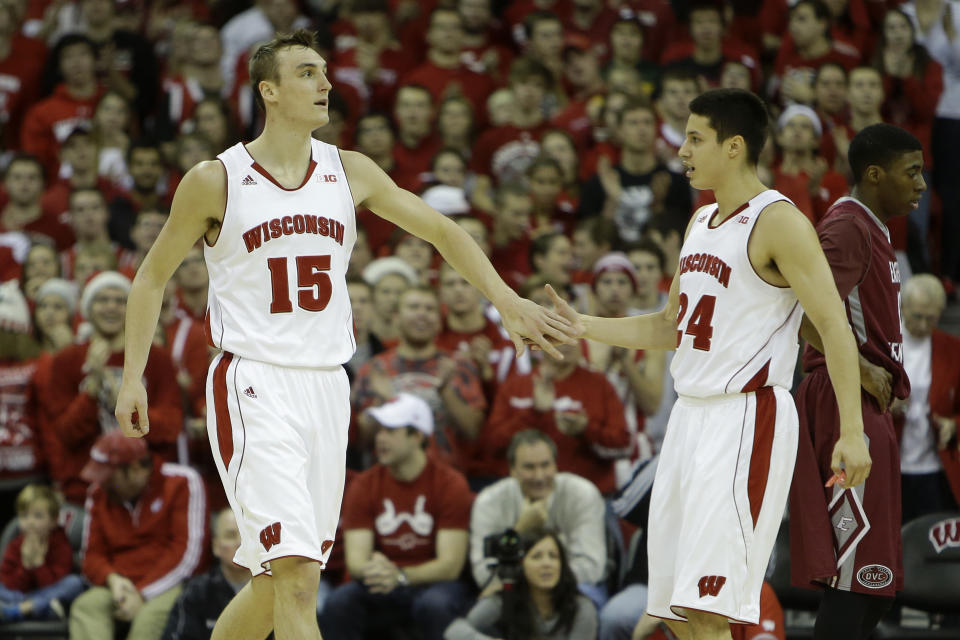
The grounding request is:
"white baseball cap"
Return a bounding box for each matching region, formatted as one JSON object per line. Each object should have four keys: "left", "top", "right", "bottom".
{"left": 366, "top": 393, "right": 434, "bottom": 436}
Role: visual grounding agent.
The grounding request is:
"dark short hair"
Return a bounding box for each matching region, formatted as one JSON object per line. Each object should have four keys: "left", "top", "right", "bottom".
{"left": 791, "top": 0, "right": 831, "bottom": 24}
{"left": 848, "top": 123, "right": 923, "bottom": 184}
{"left": 815, "top": 62, "right": 847, "bottom": 84}
{"left": 249, "top": 29, "right": 321, "bottom": 114}
{"left": 616, "top": 96, "right": 657, "bottom": 125}
{"left": 127, "top": 140, "right": 163, "bottom": 163}
{"left": 530, "top": 232, "right": 565, "bottom": 270}
{"left": 688, "top": 88, "right": 769, "bottom": 166}
{"left": 507, "top": 429, "right": 558, "bottom": 467}
{"left": 575, "top": 217, "right": 618, "bottom": 250}
{"left": 508, "top": 56, "right": 553, "bottom": 87}
{"left": 356, "top": 111, "right": 393, "bottom": 135}
{"left": 625, "top": 238, "right": 667, "bottom": 271}
{"left": 495, "top": 181, "right": 531, "bottom": 205}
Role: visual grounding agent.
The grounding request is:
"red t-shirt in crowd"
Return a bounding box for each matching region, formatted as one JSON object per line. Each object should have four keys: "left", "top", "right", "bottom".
{"left": 19, "top": 84, "right": 103, "bottom": 178}
{"left": 0, "top": 527, "right": 73, "bottom": 592}
{"left": 0, "top": 35, "right": 46, "bottom": 151}
{"left": 470, "top": 123, "right": 550, "bottom": 184}
{"left": 0, "top": 359, "right": 43, "bottom": 481}
{"left": 352, "top": 348, "right": 487, "bottom": 473}
{"left": 401, "top": 61, "right": 494, "bottom": 118}
{"left": 393, "top": 135, "right": 443, "bottom": 190}
{"left": 490, "top": 235, "right": 533, "bottom": 292}
{"left": 341, "top": 457, "right": 472, "bottom": 568}
{"left": 487, "top": 362, "right": 631, "bottom": 493}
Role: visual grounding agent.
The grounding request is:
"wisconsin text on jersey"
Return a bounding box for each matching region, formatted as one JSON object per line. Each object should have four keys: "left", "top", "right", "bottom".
{"left": 677, "top": 252, "right": 732, "bottom": 288}
{"left": 242, "top": 214, "right": 346, "bottom": 253}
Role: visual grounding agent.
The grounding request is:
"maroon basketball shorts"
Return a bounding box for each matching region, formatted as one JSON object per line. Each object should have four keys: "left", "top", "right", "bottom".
{"left": 790, "top": 368, "right": 903, "bottom": 597}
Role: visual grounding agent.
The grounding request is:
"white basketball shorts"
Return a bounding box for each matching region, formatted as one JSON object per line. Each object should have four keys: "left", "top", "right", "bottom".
{"left": 206, "top": 352, "right": 351, "bottom": 576}
{"left": 646, "top": 387, "right": 798, "bottom": 624}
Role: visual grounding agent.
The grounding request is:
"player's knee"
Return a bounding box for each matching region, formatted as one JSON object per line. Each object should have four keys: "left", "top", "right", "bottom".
{"left": 682, "top": 609, "right": 729, "bottom": 636}
{"left": 270, "top": 557, "right": 322, "bottom": 607}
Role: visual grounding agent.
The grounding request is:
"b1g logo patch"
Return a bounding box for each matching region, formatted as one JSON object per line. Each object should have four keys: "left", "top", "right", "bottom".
{"left": 856, "top": 564, "right": 893, "bottom": 589}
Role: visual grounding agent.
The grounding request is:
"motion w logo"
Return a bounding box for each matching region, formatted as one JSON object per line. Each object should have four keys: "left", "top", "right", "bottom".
{"left": 260, "top": 522, "right": 282, "bottom": 551}
{"left": 698, "top": 575, "right": 726, "bottom": 598}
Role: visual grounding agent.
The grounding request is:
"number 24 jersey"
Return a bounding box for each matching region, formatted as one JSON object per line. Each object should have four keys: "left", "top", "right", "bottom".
{"left": 670, "top": 190, "right": 804, "bottom": 398}
{"left": 205, "top": 140, "right": 357, "bottom": 367}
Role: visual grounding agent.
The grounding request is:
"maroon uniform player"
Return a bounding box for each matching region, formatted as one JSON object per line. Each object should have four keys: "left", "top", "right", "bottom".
{"left": 790, "top": 123, "right": 927, "bottom": 640}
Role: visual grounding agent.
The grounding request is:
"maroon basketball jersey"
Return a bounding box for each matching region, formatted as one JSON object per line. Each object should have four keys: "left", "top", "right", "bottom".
{"left": 802, "top": 197, "right": 910, "bottom": 402}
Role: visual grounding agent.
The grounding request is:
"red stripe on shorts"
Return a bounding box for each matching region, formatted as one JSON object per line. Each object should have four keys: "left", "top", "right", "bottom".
{"left": 748, "top": 387, "right": 776, "bottom": 528}
{"left": 213, "top": 352, "right": 234, "bottom": 468}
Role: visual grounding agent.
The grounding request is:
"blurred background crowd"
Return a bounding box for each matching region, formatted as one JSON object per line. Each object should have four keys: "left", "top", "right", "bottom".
{"left": 0, "top": 0, "right": 957, "bottom": 638}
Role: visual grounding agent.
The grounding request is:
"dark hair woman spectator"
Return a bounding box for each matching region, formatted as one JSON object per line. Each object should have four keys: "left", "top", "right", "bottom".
{"left": 92, "top": 91, "right": 133, "bottom": 190}
{"left": 871, "top": 7, "right": 943, "bottom": 265}
{"left": 189, "top": 98, "right": 238, "bottom": 154}
{"left": 21, "top": 244, "right": 60, "bottom": 301}
{"left": 444, "top": 529, "right": 597, "bottom": 640}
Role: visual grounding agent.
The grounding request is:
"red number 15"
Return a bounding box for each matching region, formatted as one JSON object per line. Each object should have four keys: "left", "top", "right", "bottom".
{"left": 267, "top": 255, "right": 332, "bottom": 313}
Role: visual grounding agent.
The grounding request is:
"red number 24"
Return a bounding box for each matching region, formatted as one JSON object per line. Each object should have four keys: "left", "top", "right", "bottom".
{"left": 267, "top": 255, "right": 332, "bottom": 313}
{"left": 676, "top": 293, "right": 716, "bottom": 351}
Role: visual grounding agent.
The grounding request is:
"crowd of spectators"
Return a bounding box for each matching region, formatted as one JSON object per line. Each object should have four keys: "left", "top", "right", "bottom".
{"left": 0, "top": 0, "right": 958, "bottom": 638}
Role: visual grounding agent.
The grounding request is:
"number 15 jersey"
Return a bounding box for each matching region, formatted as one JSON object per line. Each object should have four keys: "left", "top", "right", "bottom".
{"left": 204, "top": 140, "right": 357, "bottom": 368}
{"left": 670, "top": 190, "right": 803, "bottom": 397}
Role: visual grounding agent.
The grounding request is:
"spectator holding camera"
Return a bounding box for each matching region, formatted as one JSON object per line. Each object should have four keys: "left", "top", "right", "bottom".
{"left": 470, "top": 430, "right": 606, "bottom": 601}
{"left": 446, "top": 527, "right": 597, "bottom": 640}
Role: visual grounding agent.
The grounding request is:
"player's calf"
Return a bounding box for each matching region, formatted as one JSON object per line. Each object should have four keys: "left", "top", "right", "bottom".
{"left": 271, "top": 556, "right": 324, "bottom": 640}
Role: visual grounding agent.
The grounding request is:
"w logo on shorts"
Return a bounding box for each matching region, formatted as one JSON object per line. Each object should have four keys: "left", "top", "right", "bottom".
{"left": 698, "top": 575, "right": 726, "bottom": 597}
{"left": 260, "top": 522, "right": 282, "bottom": 551}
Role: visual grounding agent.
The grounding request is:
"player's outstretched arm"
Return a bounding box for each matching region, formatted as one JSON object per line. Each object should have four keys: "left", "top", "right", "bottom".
{"left": 339, "top": 150, "right": 579, "bottom": 358}
{"left": 756, "top": 202, "right": 871, "bottom": 488}
{"left": 542, "top": 204, "right": 711, "bottom": 352}
{"left": 115, "top": 161, "right": 225, "bottom": 437}
{"left": 545, "top": 276, "right": 680, "bottom": 352}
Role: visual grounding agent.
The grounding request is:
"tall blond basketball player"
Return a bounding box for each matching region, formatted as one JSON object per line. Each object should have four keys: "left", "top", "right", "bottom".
{"left": 547, "top": 89, "right": 872, "bottom": 640}
{"left": 114, "top": 30, "right": 576, "bottom": 640}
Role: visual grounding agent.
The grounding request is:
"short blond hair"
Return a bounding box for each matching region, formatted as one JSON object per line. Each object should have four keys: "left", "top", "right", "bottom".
{"left": 249, "top": 29, "right": 320, "bottom": 113}
{"left": 15, "top": 484, "right": 60, "bottom": 520}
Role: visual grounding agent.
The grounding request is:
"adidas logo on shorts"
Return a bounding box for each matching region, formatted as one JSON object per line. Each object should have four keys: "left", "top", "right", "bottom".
{"left": 241, "top": 175, "right": 257, "bottom": 186}
{"left": 243, "top": 386, "right": 257, "bottom": 398}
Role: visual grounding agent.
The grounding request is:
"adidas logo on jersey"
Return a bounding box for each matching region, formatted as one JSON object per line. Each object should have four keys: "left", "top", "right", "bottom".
{"left": 243, "top": 386, "right": 257, "bottom": 398}
{"left": 241, "top": 175, "right": 257, "bottom": 186}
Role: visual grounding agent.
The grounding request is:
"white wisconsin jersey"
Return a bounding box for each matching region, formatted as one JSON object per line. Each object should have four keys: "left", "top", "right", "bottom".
{"left": 205, "top": 140, "right": 357, "bottom": 367}
{"left": 671, "top": 189, "right": 803, "bottom": 397}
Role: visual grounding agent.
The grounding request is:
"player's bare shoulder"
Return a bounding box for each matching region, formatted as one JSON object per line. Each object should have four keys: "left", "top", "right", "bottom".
{"left": 171, "top": 159, "right": 228, "bottom": 242}
{"left": 337, "top": 149, "right": 395, "bottom": 207}
{"left": 749, "top": 200, "right": 819, "bottom": 286}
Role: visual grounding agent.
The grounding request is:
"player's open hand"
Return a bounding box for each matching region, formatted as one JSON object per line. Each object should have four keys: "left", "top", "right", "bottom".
{"left": 498, "top": 293, "right": 580, "bottom": 360}
{"left": 830, "top": 433, "right": 871, "bottom": 489}
{"left": 115, "top": 379, "right": 150, "bottom": 438}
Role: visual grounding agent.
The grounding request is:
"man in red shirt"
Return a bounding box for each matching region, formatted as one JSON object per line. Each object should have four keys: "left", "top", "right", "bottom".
{"left": 489, "top": 182, "right": 534, "bottom": 291}
{"left": 42, "top": 272, "right": 182, "bottom": 504}
{"left": 321, "top": 393, "right": 473, "bottom": 640}
{"left": 392, "top": 85, "right": 441, "bottom": 190}
{"left": 791, "top": 124, "right": 926, "bottom": 640}
{"left": 772, "top": 0, "right": 860, "bottom": 106}
{"left": 352, "top": 285, "right": 487, "bottom": 472}
{"left": 470, "top": 57, "right": 552, "bottom": 193}
{"left": 488, "top": 301, "right": 631, "bottom": 494}
{"left": 0, "top": 154, "right": 74, "bottom": 251}
{"left": 401, "top": 8, "right": 495, "bottom": 118}
{"left": 69, "top": 430, "right": 206, "bottom": 640}
{"left": 20, "top": 34, "right": 102, "bottom": 178}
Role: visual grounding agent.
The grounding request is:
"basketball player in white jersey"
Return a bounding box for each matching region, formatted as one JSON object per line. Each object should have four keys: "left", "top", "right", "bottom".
{"left": 114, "top": 31, "right": 575, "bottom": 640}
{"left": 546, "top": 88, "right": 872, "bottom": 640}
